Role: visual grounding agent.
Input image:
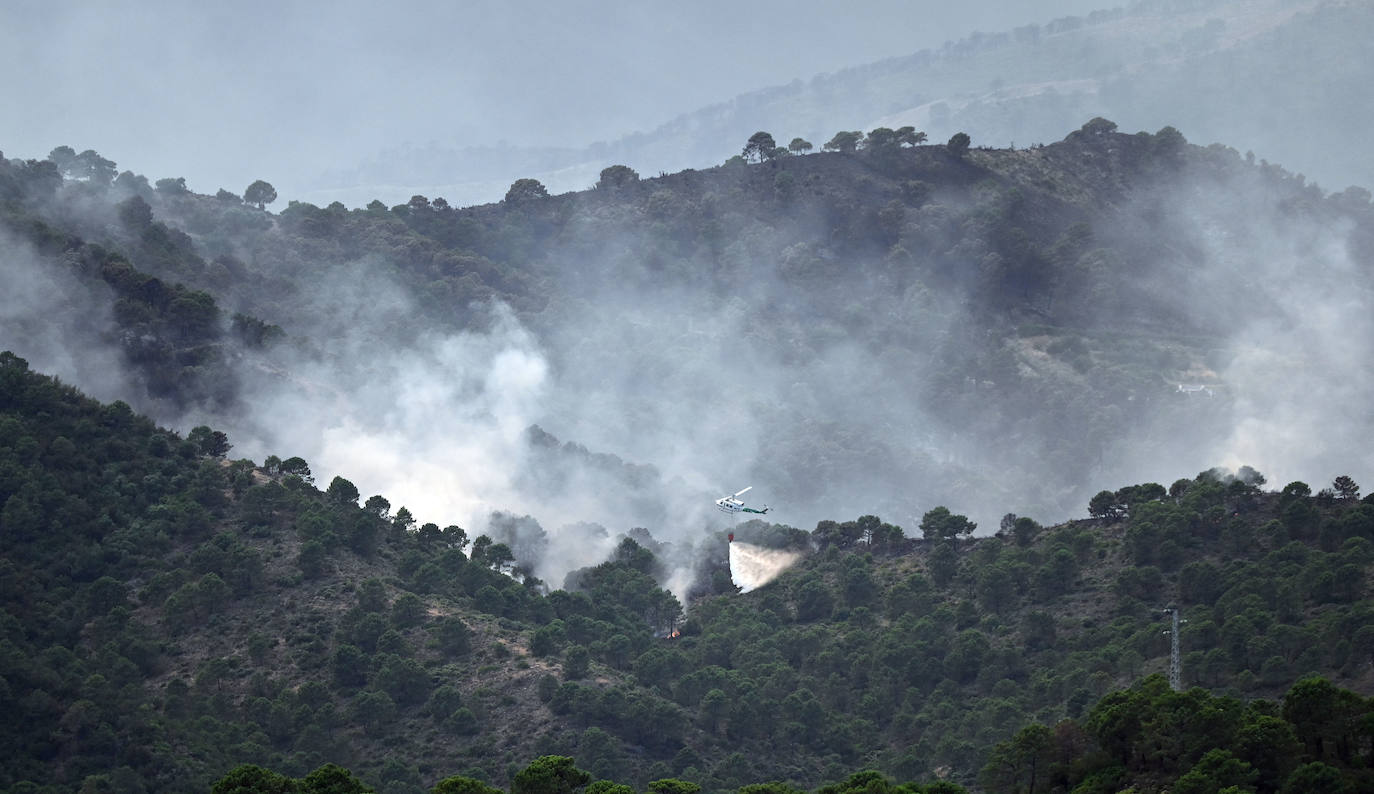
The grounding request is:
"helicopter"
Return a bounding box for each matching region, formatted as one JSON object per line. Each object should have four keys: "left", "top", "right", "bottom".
{"left": 715, "top": 486, "right": 769, "bottom": 515}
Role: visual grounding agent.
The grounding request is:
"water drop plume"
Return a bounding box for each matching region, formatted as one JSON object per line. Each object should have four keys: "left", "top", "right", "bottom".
{"left": 728, "top": 541, "right": 802, "bottom": 593}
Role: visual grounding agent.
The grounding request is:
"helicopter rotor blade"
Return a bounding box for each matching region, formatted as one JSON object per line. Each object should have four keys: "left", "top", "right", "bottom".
{"left": 734, "top": 486, "right": 752, "bottom": 498}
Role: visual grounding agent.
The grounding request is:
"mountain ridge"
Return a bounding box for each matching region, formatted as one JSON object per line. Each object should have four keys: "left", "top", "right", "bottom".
{"left": 305, "top": 0, "right": 1374, "bottom": 209}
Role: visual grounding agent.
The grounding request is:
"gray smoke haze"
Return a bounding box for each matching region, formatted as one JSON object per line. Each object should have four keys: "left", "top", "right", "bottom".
{"left": 0, "top": 229, "right": 139, "bottom": 405}
{"left": 531, "top": 244, "right": 953, "bottom": 531}
{"left": 1155, "top": 175, "right": 1373, "bottom": 489}
{"left": 1060, "top": 154, "right": 1374, "bottom": 505}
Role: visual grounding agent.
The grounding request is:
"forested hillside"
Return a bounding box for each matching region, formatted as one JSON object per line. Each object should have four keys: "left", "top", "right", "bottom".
{"left": 7, "top": 119, "right": 1374, "bottom": 545}
{"left": 1, "top": 354, "right": 1371, "bottom": 792}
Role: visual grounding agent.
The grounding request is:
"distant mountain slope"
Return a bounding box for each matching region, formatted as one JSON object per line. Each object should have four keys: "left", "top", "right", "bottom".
{"left": 310, "top": 0, "right": 1374, "bottom": 208}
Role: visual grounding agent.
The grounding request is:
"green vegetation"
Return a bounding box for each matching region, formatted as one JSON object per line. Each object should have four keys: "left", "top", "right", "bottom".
{"left": 244, "top": 179, "right": 278, "bottom": 210}
{"left": 218, "top": 677, "right": 1374, "bottom": 794}
{"left": 980, "top": 674, "right": 1373, "bottom": 793}
{"left": 2, "top": 352, "right": 1372, "bottom": 792}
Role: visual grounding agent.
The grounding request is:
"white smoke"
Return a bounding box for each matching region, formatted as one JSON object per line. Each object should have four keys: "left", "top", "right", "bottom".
{"left": 205, "top": 272, "right": 730, "bottom": 594}
{"left": 1096, "top": 163, "right": 1374, "bottom": 497}
{"left": 221, "top": 297, "right": 551, "bottom": 532}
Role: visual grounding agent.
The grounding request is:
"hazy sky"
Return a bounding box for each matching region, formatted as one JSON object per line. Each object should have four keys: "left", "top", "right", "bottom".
{"left": 3, "top": 0, "right": 1111, "bottom": 201}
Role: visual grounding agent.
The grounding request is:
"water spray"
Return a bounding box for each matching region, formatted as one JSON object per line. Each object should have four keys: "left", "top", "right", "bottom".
{"left": 727, "top": 532, "right": 802, "bottom": 592}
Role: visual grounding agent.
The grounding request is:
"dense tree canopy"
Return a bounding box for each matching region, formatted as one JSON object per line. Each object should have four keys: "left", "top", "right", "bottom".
{"left": 597, "top": 165, "right": 640, "bottom": 191}
{"left": 505, "top": 178, "right": 550, "bottom": 203}
{"left": 743, "top": 131, "right": 778, "bottom": 163}
{"left": 823, "top": 131, "right": 862, "bottom": 153}
{"left": 244, "top": 179, "right": 278, "bottom": 208}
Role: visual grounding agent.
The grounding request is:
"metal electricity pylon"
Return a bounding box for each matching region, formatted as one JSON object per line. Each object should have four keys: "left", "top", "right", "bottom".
{"left": 1161, "top": 606, "right": 1186, "bottom": 691}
